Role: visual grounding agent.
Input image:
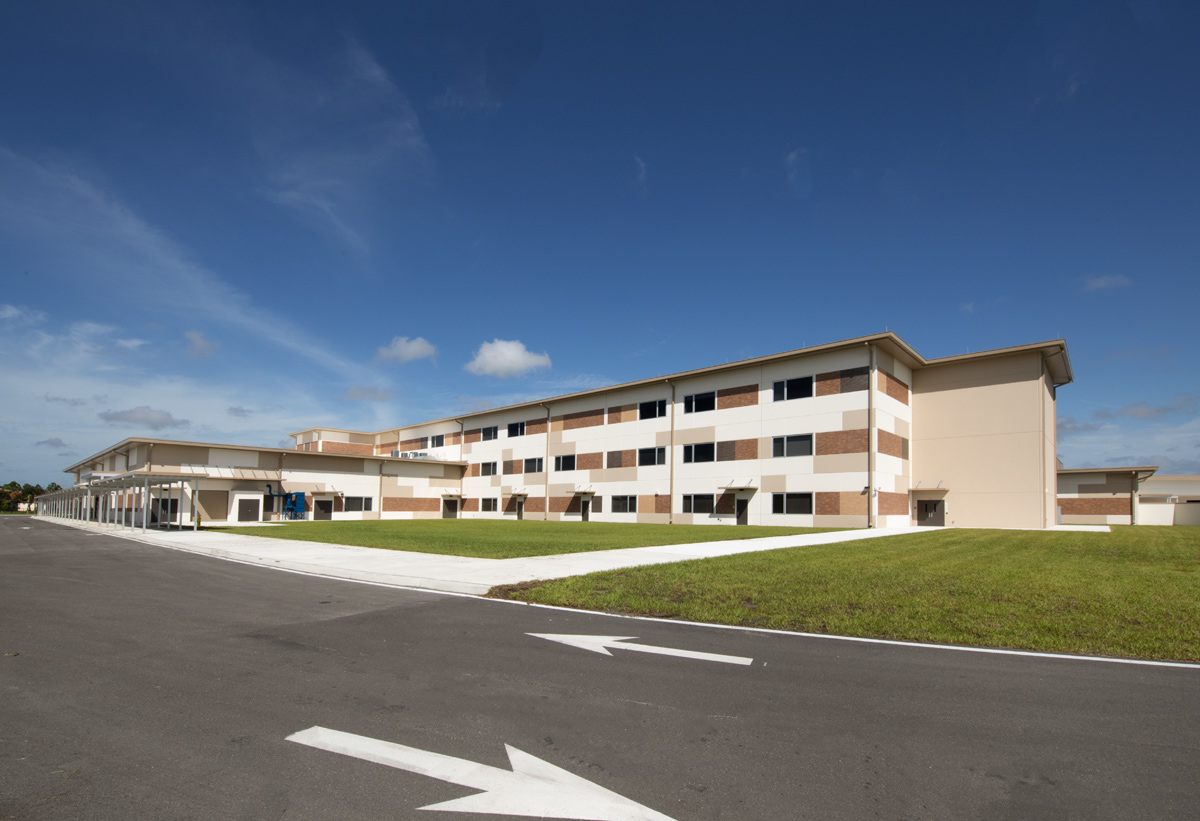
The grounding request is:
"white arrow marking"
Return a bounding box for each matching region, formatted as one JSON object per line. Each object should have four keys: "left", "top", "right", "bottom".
{"left": 287, "top": 726, "right": 676, "bottom": 820}
{"left": 528, "top": 633, "right": 753, "bottom": 666}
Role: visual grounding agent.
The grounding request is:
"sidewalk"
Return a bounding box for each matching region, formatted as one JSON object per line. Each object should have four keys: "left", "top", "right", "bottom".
{"left": 36, "top": 518, "right": 933, "bottom": 595}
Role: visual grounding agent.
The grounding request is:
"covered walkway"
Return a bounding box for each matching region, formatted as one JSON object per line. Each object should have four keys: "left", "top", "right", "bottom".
{"left": 37, "top": 472, "right": 203, "bottom": 533}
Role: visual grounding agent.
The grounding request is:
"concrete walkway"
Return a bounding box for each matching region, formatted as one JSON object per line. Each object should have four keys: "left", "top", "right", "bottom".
{"left": 35, "top": 518, "right": 935, "bottom": 595}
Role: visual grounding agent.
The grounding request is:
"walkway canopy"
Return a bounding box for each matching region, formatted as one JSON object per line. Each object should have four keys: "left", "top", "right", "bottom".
{"left": 37, "top": 471, "right": 204, "bottom": 533}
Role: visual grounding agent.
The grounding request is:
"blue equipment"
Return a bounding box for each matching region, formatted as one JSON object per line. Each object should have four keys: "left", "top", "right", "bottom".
{"left": 266, "top": 484, "right": 307, "bottom": 520}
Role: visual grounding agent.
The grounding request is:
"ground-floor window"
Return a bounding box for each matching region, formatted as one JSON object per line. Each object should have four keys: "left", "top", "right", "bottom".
{"left": 343, "top": 496, "right": 373, "bottom": 512}
{"left": 481, "top": 498, "right": 498, "bottom": 512}
{"left": 683, "top": 494, "right": 714, "bottom": 514}
{"left": 612, "top": 495, "right": 637, "bottom": 513}
{"left": 772, "top": 492, "right": 812, "bottom": 514}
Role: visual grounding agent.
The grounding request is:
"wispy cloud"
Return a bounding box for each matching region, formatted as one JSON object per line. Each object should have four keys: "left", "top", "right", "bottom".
{"left": 960, "top": 302, "right": 975, "bottom": 314}
{"left": 185, "top": 330, "right": 214, "bottom": 357}
{"left": 1057, "top": 416, "right": 1103, "bottom": 439}
{"left": 35, "top": 438, "right": 68, "bottom": 448}
{"left": 464, "top": 339, "right": 552, "bottom": 379}
{"left": 45, "top": 395, "right": 88, "bottom": 407}
{"left": 1102, "top": 345, "right": 1172, "bottom": 362}
{"left": 784, "top": 146, "right": 811, "bottom": 199}
{"left": 0, "top": 303, "right": 47, "bottom": 323}
{"left": 377, "top": 335, "right": 436, "bottom": 364}
{"left": 227, "top": 406, "right": 253, "bottom": 418}
{"left": 98, "top": 406, "right": 191, "bottom": 430}
{"left": 341, "top": 385, "right": 394, "bottom": 402}
{"left": 633, "top": 156, "right": 647, "bottom": 195}
{"left": 1094, "top": 394, "right": 1197, "bottom": 421}
{"left": 1083, "top": 274, "right": 1131, "bottom": 291}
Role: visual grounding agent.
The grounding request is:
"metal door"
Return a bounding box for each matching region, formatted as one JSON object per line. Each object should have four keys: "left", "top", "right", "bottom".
{"left": 314, "top": 499, "right": 333, "bottom": 521}
{"left": 237, "top": 498, "right": 260, "bottom": 522}
{"left": 442, "top": 499, "right": 458, "bottom": 519}
{"left": 918, "top": 500, "right": 944, "bottom": 526}
{"left": 736, "top": 498, "right": 749, "bottom": 525}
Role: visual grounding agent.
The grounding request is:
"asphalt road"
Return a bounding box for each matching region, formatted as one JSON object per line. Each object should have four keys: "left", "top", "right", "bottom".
{"left": 2, "top": 515, "right": 1197, "bottom": 820}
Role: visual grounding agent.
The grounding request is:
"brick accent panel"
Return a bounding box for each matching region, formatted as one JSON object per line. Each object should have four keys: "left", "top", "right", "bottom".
{"left": 503, "top": 460, "right": 521, "bottom": 475}
{"left": 548, "top": 495, "right": 583, "bottom": 514}
{"left": 607, "top": 404, "right": 636, "bottom": 424}
{"left": 880, "top": 371, "right": 910, "bottom": 405}
{"left": 467, "top": 463, "right": 481, "bottom": 478}
{"left": 399, "top": 436, "right": 427, "bottom": 450}
{"left": 735, "top": 438, "right": 758, "bottom": 460}
{"left": 654, "top": 495, "right": 671, "bottom": 514}
{"left": 555, "top": 408, "right": 605, "bottom": 431}
{"left": 526, "top": 417, "right": 548, "bottom": 436}
{"left": 816, "top": 492, "right": 840, "bottom": 515}
{"left": 816, "top": 429, "right": 869, "bottom": 455}
{"left": 525, "top": 497, "right": 546, "bottom": 514}
{"left": 464, "top": 429, "right": 482, "bottom": 444}
{"left": 375, "top": 443, "right": 397, "bottom": 456}
{"left": 447, "top": 431, "right": 462, "bottom": 446}
{"left": 878, "top": 430, "right": 907, "bottom": 459}
{"left": 715, "top": 491, "right": 737, "bottom": 514}
{"left": 577, "top": 452, "right": 603, "bottom": 470}
{"left": 607, "top": 450, "right": 633, "bottom": 468}
{"left": 320, "top": 441, "right": 373, "bottom": 456}
{"left": 1059, "top": 497, "right": 1131, "bottom": 515}
{"left": 717, "top": 384, "right": 759, "bottom": 409}
{"left": 461, "top": 498, "right": 479, "bottom": 513}
{"left": 334, "top": 496, "right": 344, "bottom": 513}
{"left": 504, "top": 495, "right": 520, "bottom": 513}
{"left": 717, "top": 440, "right": 737, "bottom": 462}
{"left": 879, "top": 491, "right": 908, "bottom": 515}
{"left": 841, "top": 367, "right": 869, "bottom": 392}
{"left": 382, "top": 497, "right": 441, "bottom": 512}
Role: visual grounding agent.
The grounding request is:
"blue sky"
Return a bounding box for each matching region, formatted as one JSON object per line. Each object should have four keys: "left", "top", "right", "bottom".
{"left": 2, "top": 0, "right": 1198, "bottom": 485}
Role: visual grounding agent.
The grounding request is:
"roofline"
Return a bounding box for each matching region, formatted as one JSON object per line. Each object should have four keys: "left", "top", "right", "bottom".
{"left": 1058, "top": 466, "right": 1158, "bottom": 478}
{"left": 292, "top": 332, "right": 1071, "bottom": 438}
{"left": 62, "top": 436, "right": 466, "bottom": 475}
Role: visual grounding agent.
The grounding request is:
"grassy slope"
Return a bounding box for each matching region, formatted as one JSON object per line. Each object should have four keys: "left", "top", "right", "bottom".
{"left": 213, "top": 519, "right": 839, "bottom": 559}
{"left": 491, "top": 526, "right": 1200, "bottom": 662}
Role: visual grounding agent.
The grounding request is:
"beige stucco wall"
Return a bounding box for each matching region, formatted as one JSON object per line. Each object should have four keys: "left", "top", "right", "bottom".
{"left": 911, "top": 351, "right": 1054, "bottom": 528}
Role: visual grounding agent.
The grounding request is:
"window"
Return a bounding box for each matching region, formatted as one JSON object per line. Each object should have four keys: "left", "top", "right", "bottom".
{"left": 638, "top": 446, "right": 666, "bottom": 466}
{"left": 343, "top": 496, "right": 372, "bottom": 512}
{"left": 554, "top": 454, "right": 576, "bottom": 471}
{"left": 430, "top": 434, "right": 444, "bottom": 448}
{"left": 524, "top": 457, "right": 544, "bottom": 473}
{"left": 773, "top": 377, "right": 814, "bottom": 401}
{"left": 772, "top": 493, "right": 813, "bottom": 515}
{"left": 482, "top": 426, "right": 499, "bottom": 441}
{"left": 683, "top": 494, "right": 714, "bottom": 514}
{"left": 612, "top": 495, "right": 637, "bottom": 513}
{"left": 772, "top": 434, "right": 813, "bottom": 458}
{"left": 683, "top": 442, "right": 715, "bottom": 463}
{"left": 481, "top": 498, "right": 498, "bottom": 512}
{"left": 683, "top": 391, "right": 716, "bottom": 413}
{"left": 639, "top": 399, "right": 667, "bottom": 419}
{"left": 480, "top": 462, "right": 498, "bottom": 476}
{"left": 508, "top": 421, "right": 525, "bottom": 437}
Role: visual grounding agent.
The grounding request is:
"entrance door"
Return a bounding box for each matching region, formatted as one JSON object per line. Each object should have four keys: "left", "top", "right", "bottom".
{"left": 442, "top": 499, "right": 458, "bottom": 519}
{"left": 918, "top": 500, "right": 944, "bottom": 526}
{"left": 581, "top": 499, "right": 590, "bottom": 522}
{"left": 736, "top": 498, "right": 749, "bottom": 526}
{"left": 314, "top": 499, "right": 333, "bottom": 521}
{"left": 516, "top": 500, "right": 525, "bottom": 521}
{"left": 237, "top": 498, "right": 260, "bottom": 522}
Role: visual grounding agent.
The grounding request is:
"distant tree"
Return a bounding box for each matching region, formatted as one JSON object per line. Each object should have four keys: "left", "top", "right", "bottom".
{"left": 45, "top": 482, "right": 61, "bottom": 493}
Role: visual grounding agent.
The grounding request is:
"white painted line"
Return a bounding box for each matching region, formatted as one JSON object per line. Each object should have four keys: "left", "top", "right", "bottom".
{"left": 287, "top": 726, "right": 675, "bottom": 820}
{"left": 529, "top": 633, "right": 753, "bottom": 666}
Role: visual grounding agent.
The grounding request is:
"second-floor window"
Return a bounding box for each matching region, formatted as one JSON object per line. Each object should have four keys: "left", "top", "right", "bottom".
{"left": 524, "top": 457, "right": 544, "bottom": 473}
{"left": 508, "top": 421, "right": 525, "bottom": 437}
{"left": 683, "top": 443, "right": 715, "bottom": 463}
{"left": 482, "top": 426, "right": 499, "bottom": 441}
{"left": 683, "top": 391, "right": 716, "bottom": 413}
{"left": 430, "top": 434, "right": 444, "bottom": 448}
{"left": 773, "top": 377, "right": 814, "bottom": 401}
{"left": 554, "top": 455, "right": 576, "bottom": 471}
{"left": 639, "top": 399, "right": 667, "bottom": 419}
{"left": 772, "top": 434, "right": 813, "bottom": 457}
{"left": 481, "top": 462, "right": 497, "bottom": 476}
{"left": 638, "top": 447, "right": 666, "bottom": 466}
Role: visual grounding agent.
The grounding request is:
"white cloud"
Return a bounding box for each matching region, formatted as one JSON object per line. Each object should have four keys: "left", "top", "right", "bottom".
{"left": 35, "top": 438, "right": 68, "bottom": 448}
{"left": 960, "top": 302, "right": 975, "bottom": 314}
{"left": 377, "top": 335, "right": 436, "bottom": 363}
{"left": 227, "top": 406, "right": 253, "bottom": 418}
{"left": 98, "top": 406, "right": 191, "bottom": 430}
{"left": 1057, "top": 416, "right": 1103, "bottom": 439}
{"left": 464, "top": 339, "right": 552, "bottom": 379}
{"left": 1083, "top": 274, "right": 1131, "bottom": 291}
{"left": 1094, "top": 394, "right": 1197, "bottom": 421}
{"left": 341, "top": 386, "right": 394, "bottom": 402}
{"left": 116, "top": 338, "right": 147, "bottom": 350}
{"left": 0, "top": 303, "right": 47, "bottom": 323}
{"left": 185, "top": 330, "right": 214, "bottom": 357}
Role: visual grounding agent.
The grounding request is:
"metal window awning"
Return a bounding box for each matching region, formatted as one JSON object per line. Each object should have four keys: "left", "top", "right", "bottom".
{"left": 574, "top": 484, "right": 595, "bottom": 494}
{"left": 440, "top": 490, "right": 463, "bottom": 497}
{"left": 721, "top": 479, "right": 758, "bottom": 490}
{"left": 509, "top": 488, "right": 530, "bottom": 497}
{"left": 280, "top": 482, "right": 327, "bottom": 494}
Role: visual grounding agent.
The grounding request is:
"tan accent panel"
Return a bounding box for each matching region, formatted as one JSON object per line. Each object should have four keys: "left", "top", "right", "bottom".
{"left": 1079, "top": 476, "right": 1135, "bottom": 494}
{"left": 894, "top": 418, "right": 910, "bottom": 438}
{"left": 842, "top": 409, "right": 869, "bottom": 430}
{"left": 427, "top": 477, "right": 461, "bottom": 488}
{"left": 654, "top": 495, "right": 671, "bottom": 514}
{"left": 816, "top": 429, "right": 868, "bottom": 455}
{"left": 879, "top": 491, "right": 908, "bottom": 515}
{"left": 526, "top": 417, "right": 548, "bottom": 436}
{"left": 383, "top": 497, "right": 441, "bottom": 512}
{"left": 283, "top": 453, "right": 366, "bottom": 472}
{"left": 596, "top": 467, "right": 638, "bottom": 483}
{"left": 607, "top": 404, "right": 637, "bottom": 424}
{"left": 577, "top": 452, "right": 603, "bottom": 470}
{"left": 382, "top": 484, "right": 413, "bottom": 497}
{"left": 761, "top": 474, "right": 786, "bottom": 492}
{"left": 717, "top": 384, "right": 759, "bottom": 409}
{"left": 146, "top": 444, "right": 210, "bottom": 469}
{"left": 814, "top": 453, "right": 867, "bottom": 474}
{"left": 816, "top": 492, "right": 840, "bottom": 515}
{"left": 636, "top": 512, "right": 671, "bottom": 524}
{"left": 656, "top": 430, "right": 674, "bottom": 448}
{"left": 196, "top": 490, "right": 229, "bottom": 521}
{"left": 878, "top": 430, "right": 906, "bottom": 459}
{"left": 464, "top": 429, "right": 482, "bottom": 444}
{"left": 879, "top": 371, "right": 910, "bottom": 405}
{"left": 838, "top": 491, "right": 869, "bottom": 514}
{"left": 675, "top": 425, "right": 716, "bottom": 446}
{"left": 1059, "top": 497, "right": 1131, "bottom": 515}
{"left": 814, "top": 514, "right": 869, "bottom": 528}
{"left": 557, "top": 408, "right": 605, "bottom": 431}
{"left": 321, "top": 441, "right": 374, "bottom": 456}
{"left": 715, "top": 492, "right": 737, "bottom": 514}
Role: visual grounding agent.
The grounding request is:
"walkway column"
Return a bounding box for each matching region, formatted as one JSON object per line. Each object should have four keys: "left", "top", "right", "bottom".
{"left": 142, "top": 477, "right": 149, "bottom": 534}
{"left": 192, "top": 479, "right": 198, "bottom": 531}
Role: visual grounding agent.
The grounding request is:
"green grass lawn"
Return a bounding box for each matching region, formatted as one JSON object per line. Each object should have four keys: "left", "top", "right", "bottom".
{"left": 213, "top": 519, "right": 840, "bottom": 559}
{"left": 491, "top": 526, "right": 1200, "bottom": 662}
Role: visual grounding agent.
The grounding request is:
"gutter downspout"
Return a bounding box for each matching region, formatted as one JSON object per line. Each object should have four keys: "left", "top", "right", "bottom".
{"left": 540, "top": 404, "right": 552, "bottom": 520}
{"left": 667, "top": 380, "right": 676, "bottom": 525}
{"left": 867, "top": 343, "right": 876, "bottom": 529}
{"left": 1131, "top": 470, "right": 1139, "bottom": 526}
